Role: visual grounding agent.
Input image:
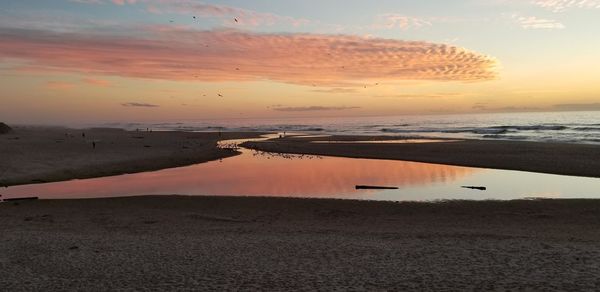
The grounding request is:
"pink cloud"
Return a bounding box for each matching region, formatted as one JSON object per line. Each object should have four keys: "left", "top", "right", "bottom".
{"left": 0, "top": 27, "right": 498, "bottom": 87}
{"left": 112, "top": 0, "right": 137, "bottom": 5}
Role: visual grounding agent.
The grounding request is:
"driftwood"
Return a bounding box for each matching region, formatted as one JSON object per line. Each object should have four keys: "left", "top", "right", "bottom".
{"left": 3, "top": 197, "right": 39, "bottom": 202}
{"left": 356, "top": 185, "right": 399, "bottom": 190}
{"left": 461, "top": 186, "right": 487, "bottom": 191}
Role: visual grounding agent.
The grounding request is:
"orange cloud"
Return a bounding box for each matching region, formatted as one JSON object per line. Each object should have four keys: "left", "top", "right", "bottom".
{"left": 46, "top": 81, "right": 76, "bottom": 90}
{"left": 121, "top": 102, "right": 159, "bottom": 107}
{"left": 82, "top": 78, "right": 111, "bottom": 87}
{"left": 0, "top": 27, "right": 498, "bottom": 87}
{"left": 272, "top": 106, "right": 361, "bottom": 112}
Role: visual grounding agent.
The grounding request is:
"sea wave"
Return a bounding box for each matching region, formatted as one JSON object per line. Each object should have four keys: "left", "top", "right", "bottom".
{"left": 100, "top": 111, "right": 600, "bottom": 145}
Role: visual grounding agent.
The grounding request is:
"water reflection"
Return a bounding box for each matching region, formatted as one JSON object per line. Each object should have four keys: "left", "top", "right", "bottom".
{"left": 312, "top": 139, "right": 459, "bottom": 144}
{"left": 3, "top": 136, "right": 600, "bottom": 201}
{"left": 2, "top": 147, "right": 476, "bottom": 200}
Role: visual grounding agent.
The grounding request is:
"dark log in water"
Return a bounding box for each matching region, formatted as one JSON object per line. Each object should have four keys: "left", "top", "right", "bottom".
{"left": 356, "top": 185, "right": 399, "bottom": 190}
{"left": 462, "top": 186, "right": 487, "bottom": 191}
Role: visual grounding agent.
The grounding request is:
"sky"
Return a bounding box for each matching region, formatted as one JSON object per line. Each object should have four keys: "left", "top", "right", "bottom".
{"left": 1, "top": 0, "right": 600, "bottom": 125}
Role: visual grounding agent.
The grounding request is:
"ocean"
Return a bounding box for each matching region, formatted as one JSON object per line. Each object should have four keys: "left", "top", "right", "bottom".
{"left": 101, "top": 111, "right": 600, "bottom": 145}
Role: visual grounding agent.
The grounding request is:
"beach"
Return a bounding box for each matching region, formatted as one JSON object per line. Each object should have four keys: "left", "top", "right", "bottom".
{"left": 244, "top": 135, "right": 600, "bottom": 178}
{"left": 3, "top": 127, "right": 600, "bottom": 289}
{"left": 0, "top": 126, "right": 262, "bottom": 187}
{"left": 4, "top": 127, "right": 600, "bottom": 190}
{"left": 2, "top": 196, "right": 600, "bottom": 290}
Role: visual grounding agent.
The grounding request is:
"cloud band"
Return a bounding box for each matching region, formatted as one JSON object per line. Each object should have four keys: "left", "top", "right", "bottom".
{"left": 0, "top": 27, "right": 498, "bottom": 87}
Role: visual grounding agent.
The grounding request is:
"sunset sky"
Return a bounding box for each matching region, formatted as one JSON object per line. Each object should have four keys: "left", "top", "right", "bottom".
{"left": 1, "top": 0, "right": 600, "bottom": 124}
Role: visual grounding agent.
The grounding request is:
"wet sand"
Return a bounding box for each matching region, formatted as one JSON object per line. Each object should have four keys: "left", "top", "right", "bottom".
{"left": 1, "top": 196, "right": 600, "bottom": 290}
{"left": 0, "top": 126, "right": 262, "bottom": 187}
{"left": 243, "top": 135, "right": 600, "bottom": 178}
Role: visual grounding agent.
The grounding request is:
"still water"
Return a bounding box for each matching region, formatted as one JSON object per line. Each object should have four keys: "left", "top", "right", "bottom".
{"left": 3, "top": 137, "right": 600, "bottom": 201}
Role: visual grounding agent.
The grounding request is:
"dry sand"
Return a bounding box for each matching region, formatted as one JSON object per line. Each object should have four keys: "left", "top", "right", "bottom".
{"left": 2, "top": 196, "right": 600, "bottom": 290}
{"left": 0, "top": 126, "right": 262, "bottom": 187}
{"left": 243, "top": 135, "right": 600, "bottom": 178}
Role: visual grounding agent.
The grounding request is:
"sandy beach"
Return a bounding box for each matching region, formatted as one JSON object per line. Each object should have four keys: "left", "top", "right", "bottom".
{"left": 243, "top": 135, "right": 600, "bottom": 178}
{"left": 2, "top": 196, "right": 600, "bottom": 290}
{"left": 3, "top": 127, "right": 600, "bottom": 290}
{"left": 0, "top": 126, "right": 262, "bottom": 187}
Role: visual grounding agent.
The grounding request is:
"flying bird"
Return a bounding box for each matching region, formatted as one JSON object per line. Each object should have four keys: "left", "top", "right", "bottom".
{"left": 218, "top": 93, "right": 223, "bottom": 97}
{"left": 234, "top": 18, "right": 239, "bottom": 23}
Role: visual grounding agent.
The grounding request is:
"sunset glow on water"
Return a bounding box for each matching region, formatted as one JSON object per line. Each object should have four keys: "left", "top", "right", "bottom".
{"left": 4, "top": 142, "right": 600, "bottom": 201}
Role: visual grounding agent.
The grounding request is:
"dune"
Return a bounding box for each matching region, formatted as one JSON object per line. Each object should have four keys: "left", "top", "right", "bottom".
{"left": 0, "top": 122, "right": 12, "bottom": 134}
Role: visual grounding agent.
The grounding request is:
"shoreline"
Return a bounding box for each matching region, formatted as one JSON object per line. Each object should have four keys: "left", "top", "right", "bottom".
{"left": 243, "top": 135, "right": 600, "bottom": 178}
{"left": 0, "top": 126, "right": 264, "bottom": 187}
{"left": 4, "top": 127, "right": 600, "bottom": 189}
{"left": 2, "top": 195, "right": 600, "bottom": 290}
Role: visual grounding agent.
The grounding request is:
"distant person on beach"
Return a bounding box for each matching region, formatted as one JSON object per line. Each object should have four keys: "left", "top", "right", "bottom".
{"left": 82, "top": 132, "right": 85, "bottom": 138}
{"left": 92, "top": 142, "right": 96, "bottom": 149}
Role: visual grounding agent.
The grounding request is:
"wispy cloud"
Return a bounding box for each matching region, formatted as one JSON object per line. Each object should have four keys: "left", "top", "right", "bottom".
{"left": 69, "top": 0, "right": 104, "bottom": 4}
{"left": 70, "top": 0, "right": 309, "bottom": 27}
{"left": 372, "top": 14, "right": 432, "bottom": 30}
{"left": 533, "top": 0, "right": 600, "bottom": 12}
{"left": 472, "top": 103, "right": 540, "bottom": 112}
{"left": 513, "top": 15, "right": 565, "bottom": 29}
{"left": 311, "top": 88, "right": 359, "bottom": 94}
{"left": 375, "top": 93, "right": 467, "bottom": 99}
{"left": 121, "top": 102, "right": 159, "bottom": 107}
{"left": 271, "top": 106, "right": 361, "bottom": 112}
{"left": 112, "top": 0, "right": 138, "bottom": 5}
{"left": 0, "top": 27, "right": 498, "bottom": 87}
{"left": 553, "top": 103, "right": 600, "bottom": 111}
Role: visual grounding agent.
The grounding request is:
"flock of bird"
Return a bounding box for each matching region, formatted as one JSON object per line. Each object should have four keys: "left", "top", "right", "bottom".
{"left": 170, "top": 15, "right": 380, "bottom": 100}
{"left": 251, "top": 150, "right": 324, "bottom": 161}
{"left": 217, "top": 140, "right": 323, "bottom": 161}
{"left": 168, "top": 16, "right": 241, "bottom": 98}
